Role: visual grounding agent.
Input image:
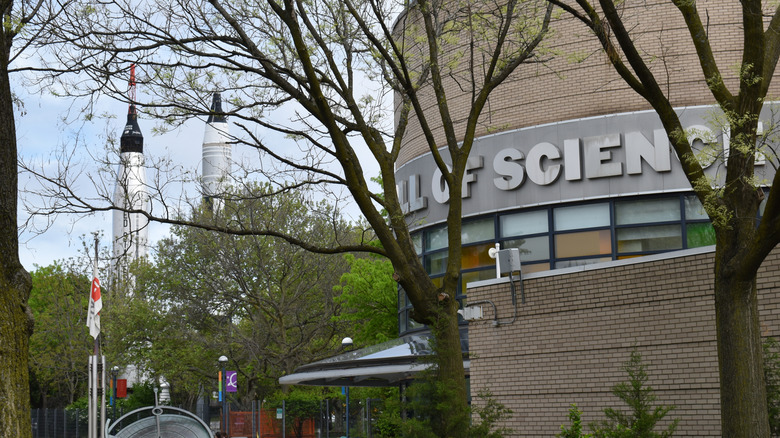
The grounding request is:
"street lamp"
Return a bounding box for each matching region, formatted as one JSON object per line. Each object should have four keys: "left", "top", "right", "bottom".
{"left": 111, "top": 366, "right": 119, "bottom": 422}
{"left": 219, "top": 355, "right": 229, "bottom": 437}
{"left": 341, "top": 338, "right": 353, "bottom": 438}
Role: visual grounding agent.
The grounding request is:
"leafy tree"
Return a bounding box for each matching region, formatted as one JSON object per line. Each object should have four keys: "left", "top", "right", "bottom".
{"left": 332, "top": 252, "right": 400, "bottom": 435}
{"left": 559, "top": 404, "right": 592, "bottom": 438}
{"left": 589, "top": 349, "right": 678, "bottom": 438}
{"left": 26, "top": 1, "right": 555, "bottom": 434}
{"left": 105, "top": 189, "right": 353, "bottom": 408}
{"left": 28, "top": 263, "right": 92, "bottom": 408}
{"left": 545, "top": 0, "right": 780, "bottom": 434}
{"left": 332, "top": 253, "right": 398, "bottom": 347}
{"left": 401, "top": 347, "right": 513, "bottom": 437}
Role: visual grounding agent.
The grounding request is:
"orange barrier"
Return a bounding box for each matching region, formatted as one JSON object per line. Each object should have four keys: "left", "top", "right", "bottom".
{"left": 229, "top": 410, "right": 316, "bottom": 438}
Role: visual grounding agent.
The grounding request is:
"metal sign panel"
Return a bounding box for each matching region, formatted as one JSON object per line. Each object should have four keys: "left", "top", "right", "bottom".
{"left": 395, "top": 105, "right": 777, "bottom": 229}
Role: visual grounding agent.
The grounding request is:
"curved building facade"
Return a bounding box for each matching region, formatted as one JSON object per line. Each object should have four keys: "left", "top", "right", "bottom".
{"left": 394, "top": 0, "right": 778, "bottom": 336}
{"left": 391, "top": 1, "right": 780, "bottom": 436}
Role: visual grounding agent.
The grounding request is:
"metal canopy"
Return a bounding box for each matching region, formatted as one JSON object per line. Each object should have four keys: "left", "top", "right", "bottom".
{"left": 107, "top": 406, "right": 212, "bottom": 438}
{"left": 279, "top": 330, "right": 469, "bottom": 387}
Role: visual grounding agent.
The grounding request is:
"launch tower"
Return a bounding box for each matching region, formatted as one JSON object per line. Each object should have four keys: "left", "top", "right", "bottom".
{"left": 112, "top": 64, "right": 149, "bottom": 282}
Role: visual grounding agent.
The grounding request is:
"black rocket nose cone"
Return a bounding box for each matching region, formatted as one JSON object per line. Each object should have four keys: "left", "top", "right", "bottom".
{"left": 207, "top": 93, "right": 227, "bottom": 124}
{"left": 120, "top": 105, "right": 144, "bottom": 154}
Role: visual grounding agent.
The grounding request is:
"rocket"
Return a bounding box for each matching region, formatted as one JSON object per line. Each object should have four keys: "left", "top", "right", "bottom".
{"left": 112, "top": 65, "right": 149, "bottom": 276}
{"left": 201, "top": 92, "right": 232, "bottom": 211}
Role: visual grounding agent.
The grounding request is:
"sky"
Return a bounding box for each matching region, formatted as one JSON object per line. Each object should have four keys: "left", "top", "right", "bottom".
{"left": 15, "top": 76, "right": 382, "bottom": 274}
{"left": 16, "top": 89, "right": 204, "bottom": 272}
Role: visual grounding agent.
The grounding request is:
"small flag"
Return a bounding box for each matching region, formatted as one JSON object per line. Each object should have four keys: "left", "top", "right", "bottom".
{"left": 86, "top": 277, "right": 102, "bottom": 339}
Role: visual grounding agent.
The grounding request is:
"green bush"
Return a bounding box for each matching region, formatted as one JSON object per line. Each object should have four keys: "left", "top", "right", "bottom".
{"left": 764, "top": 337, "right": 780, "bottom": 436}
{"left": 559, "top": 349, "right": 678, "bottom": 438}
{"left": 589, "top": 349, "right": 678, "bottom": 438}
{"left": 558, "top": 404, "right": 592, "bottom": 438}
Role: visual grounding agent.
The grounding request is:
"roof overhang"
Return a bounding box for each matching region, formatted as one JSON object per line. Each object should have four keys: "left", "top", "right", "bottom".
{"left": 279, "top": 331, "right": 469, "bottom": 387}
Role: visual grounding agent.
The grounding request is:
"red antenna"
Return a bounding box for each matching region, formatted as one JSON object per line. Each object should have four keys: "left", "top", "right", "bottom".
{"left": 128, "top": 64, "right": 137, "bottom": 115}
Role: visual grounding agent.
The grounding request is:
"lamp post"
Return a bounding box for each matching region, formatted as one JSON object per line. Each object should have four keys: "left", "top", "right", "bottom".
{"left": 341, "top": 338, "right": 353, "bottom": 438}
{"left": 111, "top": 366, "right": 119, "bottom": 422}
{"left": 219, "top": 355, "right": 229, "bottom": 437}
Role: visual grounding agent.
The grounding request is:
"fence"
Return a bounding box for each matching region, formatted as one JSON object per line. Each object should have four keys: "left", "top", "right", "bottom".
{"left": 31, "top": 397, "right": 385, "bottom": 438}
{"left": 30, "top": 408, "right": 86, "bottom": 438}
{"left": 225, "top": 398, "right": 384, "bottom": 438}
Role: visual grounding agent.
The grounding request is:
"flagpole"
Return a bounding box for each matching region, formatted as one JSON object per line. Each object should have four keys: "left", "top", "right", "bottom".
{"left": 101, "top": 355, "right": 106, "bottom": 437}
{"left": 87, "top": 236, "right": 103, "bottom": 438}
{"left": 88, "top": 355, "right": 94, "bottom": 438}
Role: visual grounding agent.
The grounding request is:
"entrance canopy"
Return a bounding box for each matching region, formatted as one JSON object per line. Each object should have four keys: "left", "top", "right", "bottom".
{"left": 279, "top": 330, "right": 469, "bottom": 387}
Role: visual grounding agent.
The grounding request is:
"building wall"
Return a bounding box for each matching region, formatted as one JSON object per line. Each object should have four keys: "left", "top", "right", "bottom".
{"left": 397, "top": 0, "right": 778, "bottom": 167}
{"left": 466, "top": 246, "right": 780, "bottom": 436}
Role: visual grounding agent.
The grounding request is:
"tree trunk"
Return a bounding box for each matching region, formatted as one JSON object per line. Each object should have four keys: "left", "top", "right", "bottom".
{"left": 429, "top": 299, "right": 469, "bottom": 437}
{"left": 0, "top": 31, "right": 33, "bottom": 438}
{"left": 714, "top": 245, "right": 769, "bottom": 436}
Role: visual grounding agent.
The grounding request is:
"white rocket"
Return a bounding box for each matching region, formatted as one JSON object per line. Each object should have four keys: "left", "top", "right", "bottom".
{"left": 112, "top": 65, "right": 149, "bottom": 277}
{"left": 201, "top": 92, "right": 232, "bottom": 211}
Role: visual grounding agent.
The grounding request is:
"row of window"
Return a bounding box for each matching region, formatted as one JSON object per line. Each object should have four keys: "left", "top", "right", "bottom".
{"left": 398, "top": 192, "right": 767, "bottom": 335}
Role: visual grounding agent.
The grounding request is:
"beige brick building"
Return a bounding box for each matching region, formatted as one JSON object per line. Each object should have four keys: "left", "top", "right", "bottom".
{"left": 466, "top": 246, "right": 780, "bottom": 436}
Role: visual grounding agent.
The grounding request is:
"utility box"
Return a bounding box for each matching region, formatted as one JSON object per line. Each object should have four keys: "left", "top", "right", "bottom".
{"left": 497, "top": 248, "right": 521, "bottom": 275}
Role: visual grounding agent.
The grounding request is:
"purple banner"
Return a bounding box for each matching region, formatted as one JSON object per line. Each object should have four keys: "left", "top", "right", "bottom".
{"left": 226, "top": 371, "right": 238, "bottom": 393}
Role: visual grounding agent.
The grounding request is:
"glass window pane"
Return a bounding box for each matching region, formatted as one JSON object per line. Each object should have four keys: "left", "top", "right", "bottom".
{"left": 521, "top": 263, "right": 551, "bottom": 274}
{"left": 411, "top": 233, "right": 423, "bottom": 254}
{"left": 615, "top": 198, "right": 680, "bottom": 225}
{"left": 687, "top": 222, "right": 715, "bottom": 248}
{"left": 500, "top": 210, "right": 549, "bottom": 236}
{"left": 425, "top": 251, "right": 447, "bottom": 275}
{"left": 462, "top": 269, "right": 496, "bottom": 294}
{"left": 462, "top": 243, "right": 495, "bottom": 270}
{"left": 503, "top": 236, "right": 550, "bottom": 262}
{"left": 684, "top": 195, "right": 708, "bottom": 221}
{"left": 554, "top": 203, "right": 610, "bottom": 231}
{"left": 617, "top": 224, "right": 682, "bottom": 253}
{"left": 462, "top": 218, "right": 495, "bottom": 244}
{"left": 760, "top": 194, "right": 767, "bottom": 217}
{"left": 425, "top": 225, "right": 448, "bottom": 251}
{"left": 555, "top": 230, "right": 612, "bottom": 258}
{"left": 407, "top": 310, "right": 423, "bottom": 330}
{"left": 555, "top": 257, "right": 611, "bottom": 269}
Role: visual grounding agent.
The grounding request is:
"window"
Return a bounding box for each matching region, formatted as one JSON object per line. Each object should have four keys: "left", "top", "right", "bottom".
{"left": 617, "top": 224, "right": 682, "bottom": 252}
{"left": 555, "top": 230, "right": 612, "bottom": 258}
{"left": 554, "top": 203, "right": 610, "bottom": 231}
{"left": 687, "top": 223, "right": 716, "bottom": 247}
{"left": 462, "top": 218, "right": 495, "bottom": 244}
{"left": 684, "top": 195, "right": 708, "bottom": 221}
{"left": 411, "top": 232, "right": 423, "bottom": 254}
{"left": 616, "top": 198, "right": 680, "bottom": 225}
{"left": 500, "top": 209, "right": 548, "bottom": 236}
{"left": 425, "top": 225, "right": 448, "bottom": 251}
{"left": 503, "top": 236, "right": 550, "bottom": 262}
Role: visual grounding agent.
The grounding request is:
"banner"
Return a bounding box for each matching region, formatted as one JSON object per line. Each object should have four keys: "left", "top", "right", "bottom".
{"left": 227, "top": 371, "right": 237, "bottom": 392}
{"left": 116, "top": 379, "right": 127, "bottom": 398}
